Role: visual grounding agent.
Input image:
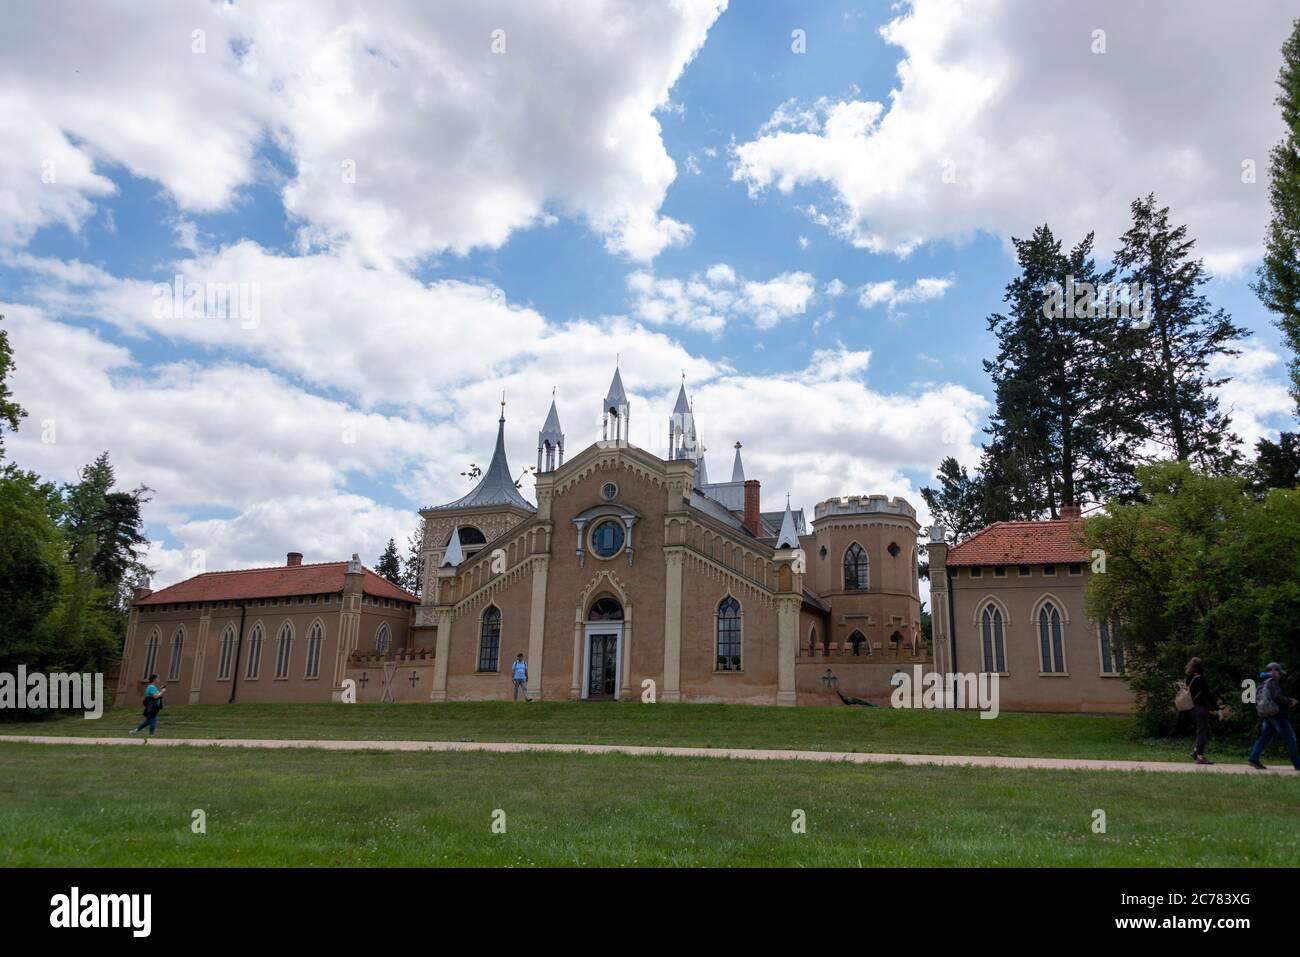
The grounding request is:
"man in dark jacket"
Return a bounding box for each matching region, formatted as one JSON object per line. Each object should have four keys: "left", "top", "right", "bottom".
{"left": 1247, "top": 663, "right": 1300, "bottom": 770}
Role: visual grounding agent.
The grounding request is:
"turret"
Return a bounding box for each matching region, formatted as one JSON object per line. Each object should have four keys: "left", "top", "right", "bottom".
{"left": 603, "top": 366, "right": 630, "bottom": 443}
{"left": 537, "top": 393, "right": 564, "bottom": 473}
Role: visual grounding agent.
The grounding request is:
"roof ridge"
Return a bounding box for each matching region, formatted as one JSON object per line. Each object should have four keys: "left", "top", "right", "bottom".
{"left": 180, "top": 560, "right": 347, "bottom": 579}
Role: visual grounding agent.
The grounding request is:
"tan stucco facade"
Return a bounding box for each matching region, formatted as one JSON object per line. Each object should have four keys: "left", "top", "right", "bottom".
{"left": 117, "top": 566, "right": 418, "bottom": 707}
{"left": 410, "top": 440, "right": 927, "bottom": 707}
{"left": 928, "top": 534, "right": 1134, "bottom": 713}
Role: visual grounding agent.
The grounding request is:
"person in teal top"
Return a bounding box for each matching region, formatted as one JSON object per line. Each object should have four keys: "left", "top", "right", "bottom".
{"left": 129, "top": 674, "right": 166, "bottom": 738}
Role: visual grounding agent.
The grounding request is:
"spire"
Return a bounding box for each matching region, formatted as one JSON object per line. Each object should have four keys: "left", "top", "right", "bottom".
{"left": 731, "top": 442, "right": 746, "bottom": 483}
{"left": 605, "top": 367, "right": 628, "bottom": 406}
{"left": 441, "top": 527, "right": 465, "bottom": 567}
{"left": 673, "top": 380, "right": 690, "bottom": 414}
{"left": 430, "top": 408, "right": 536, "bottom": 512}
{"left": 538, "top": 393, "right": 565, "bottom": 472}
{"left": 776, "top": 496, "right": 800, "bottom": 549}
{"left": 602, "top": 364, "right": 630, "bottom": 443}
{"left": 668, "top": 375, "right": 700, "bottom": 464}
{"left": 439, "top": 527, "right": 465, "bottom": 564}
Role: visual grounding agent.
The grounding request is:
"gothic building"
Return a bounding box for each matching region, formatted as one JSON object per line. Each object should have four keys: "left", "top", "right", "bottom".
{"left": 411, "top": 367, "right": 927, "bottom": 705}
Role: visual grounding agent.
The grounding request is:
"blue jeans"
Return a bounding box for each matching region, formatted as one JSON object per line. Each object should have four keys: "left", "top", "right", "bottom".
{"left": 1248, "top": 716, "right": 1300, "bottom": 768}
{"left": 134, "top": 713, "right": 158, "bottom": 735}
{"left": 513, "top": 678, "right": 529, "bottom": 701}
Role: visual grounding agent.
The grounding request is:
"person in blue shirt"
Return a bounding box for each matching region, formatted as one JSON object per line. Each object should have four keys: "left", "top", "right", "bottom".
{"left": 511, "top": 653, "right": 530, "bottom": 702}
{"left": 129, "top": 674, "right": 166, "bottom": 739}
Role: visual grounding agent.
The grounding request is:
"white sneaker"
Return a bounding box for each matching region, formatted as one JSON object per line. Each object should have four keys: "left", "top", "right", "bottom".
{"left": 128, "top": 729, "right": 137, "bottom": 737}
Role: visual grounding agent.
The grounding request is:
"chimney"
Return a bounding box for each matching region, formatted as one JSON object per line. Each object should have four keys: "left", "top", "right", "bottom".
{"left": 132, "top": 585, "right": 153, "bottom": 602}
{"left": 287, "top": 551, "right": 303, "bottom": 567}
{"left": 1059, "top": 504, "right": 1082, "bottom": 521}
{"left": 743, "top": 479, "right": 761, "bottom": 537}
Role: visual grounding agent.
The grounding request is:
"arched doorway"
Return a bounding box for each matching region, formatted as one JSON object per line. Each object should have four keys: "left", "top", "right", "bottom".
{"left": 583, "top": 597, "right": 623, "bottom": 700}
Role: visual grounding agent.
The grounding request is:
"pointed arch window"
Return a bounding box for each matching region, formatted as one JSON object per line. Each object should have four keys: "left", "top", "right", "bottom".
{"left": 1038, "top": 602, "right": 1066, "bottom": 673}
{"left": 808, "top": 628, "right": 817, "bottom": 657}
{"left": 716, "top": 597, "right": 742, "bottom": 670}
{"left": 167, "top": 627, "right": 185, "bottom": 681}
{"left": 376, "top": 623, "right": 391, "bottom": 655}
{"left": 217, "top": 625, "right": 236, "bottom": 680}
{"left": 274, "top": 622, "right": 294, "bottom": 679}
{"left": 304, "top": 621, "right": 324, "bottom": 679}
{"left": 849, "top": 629, "right": 868, "bottom": 656}
{"left": 246, "top": 623, "right": 264, "bottom": 680}
{"left": 980, "top": 604, "right": 1006, "bottom": 673}
{"left": 843, "top": 544, "right": 869, "bottom": 590}
{"left": 1099, "top": 620, "right": 1124, "bottom": 675}
{"left": 478, "top": 606, "right": 502, "bottom": 673}
{"left": 142, "top": 629, "right": 160, "bottom": 678}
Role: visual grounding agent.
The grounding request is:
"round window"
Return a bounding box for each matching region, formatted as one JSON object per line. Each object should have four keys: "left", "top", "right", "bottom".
{"left": 601, "top": 482, "right": 618, "bottom": 501}
{"left": 590, "top": 520, "right": 626, "bottom": 558}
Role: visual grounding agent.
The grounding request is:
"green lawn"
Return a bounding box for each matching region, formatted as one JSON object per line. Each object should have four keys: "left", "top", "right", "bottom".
{"left": 12, "top": 700, "right": 1232, "bottom": 762}
{"left": 0, "top": 742, "right": 1294, "bottom": 866}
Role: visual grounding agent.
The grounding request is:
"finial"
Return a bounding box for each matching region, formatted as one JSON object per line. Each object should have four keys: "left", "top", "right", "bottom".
{"left": 500, "top": 392, "right": 506, "bottom": 421}
{"left": 735, "top": 441, "right": 742, "bottom": 450}
{"left": 786, "top": 493, "right": 791, "bottom": 507}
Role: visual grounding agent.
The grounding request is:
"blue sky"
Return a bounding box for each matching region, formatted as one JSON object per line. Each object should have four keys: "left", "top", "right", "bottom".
{"left": 1, "top": 0, "right": 1296, "bottom": 586}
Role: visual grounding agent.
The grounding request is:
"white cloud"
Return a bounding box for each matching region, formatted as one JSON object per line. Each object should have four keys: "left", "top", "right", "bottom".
{"left": 732, "top": 0, "right": 1296, "bottom": 275}
{"left": 627, "top": 264, "right": 817, "bottom": 333}
{"left": 858, "top": 276, "right": 953, "bottom": 311}
{"left": 686, "top": 345, "right": 988, "bottom": 509}
{"left": 1211, "top": 342, "right": 1296, "bottom": 450}
{"left": 0, "top": 0, "right": 725, "bottom": 265}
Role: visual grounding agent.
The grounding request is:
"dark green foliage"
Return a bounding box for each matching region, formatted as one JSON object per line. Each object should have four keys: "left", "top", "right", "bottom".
{"left": 984, "top": 226, "right": 1145, "bottom": 515}
{"left": 402, "top": 527, "right": 423, "bottom": 598}
{"left": 1254, "top": 19, "right": 1300, "bottom": 415}
{"left": 1080, "top": 462, "right": 1300, "bottom": 736}
{"left": 1247, "top": 431, "right": 1300, "bottom": 494}
{"left": 375, "top": 537, "right": 402, "bottom": 586}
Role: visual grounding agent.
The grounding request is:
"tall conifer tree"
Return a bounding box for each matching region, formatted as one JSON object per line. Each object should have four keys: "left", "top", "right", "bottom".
{"left": 1115, "top": 194, "right": 1246, "bottom": 468}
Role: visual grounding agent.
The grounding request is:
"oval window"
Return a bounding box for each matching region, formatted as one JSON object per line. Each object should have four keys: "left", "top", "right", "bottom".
{"left": 591, "top": 520, "right": 625, "bottom": 558}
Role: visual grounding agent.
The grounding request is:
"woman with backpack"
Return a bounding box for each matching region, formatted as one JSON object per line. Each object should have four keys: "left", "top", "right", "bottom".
{"left": 128, "top": 674, "right": 166, "bottom": 740}
{"left": 1182, "top": 657, "right": 1219, "bottom": 765}
{"left": 1247, "top": 662, "right": 1300, "bottom": 771}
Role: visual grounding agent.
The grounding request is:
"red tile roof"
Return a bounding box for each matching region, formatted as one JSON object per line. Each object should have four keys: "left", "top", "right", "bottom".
{"left": 945, "top": 520, "right": 1088, "bottom": 567}
{"left": 134, "top": 562, "right": 418, "bottom": 606}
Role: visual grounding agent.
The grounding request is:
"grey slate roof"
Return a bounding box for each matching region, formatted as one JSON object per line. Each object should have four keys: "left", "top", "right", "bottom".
{"left": 688, "top": 487, "right": 748, "bottom": 533}
{"left": 760, "top": 509, "right": 807, "bottom": 537}
{"left": 430, "top": 415, "right": 536, "bottom": 513}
